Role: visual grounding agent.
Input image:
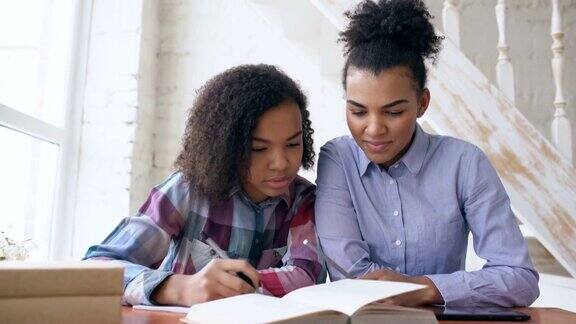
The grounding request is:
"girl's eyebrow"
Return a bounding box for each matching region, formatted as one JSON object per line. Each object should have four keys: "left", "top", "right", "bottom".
{"left": 252, "top": 130, "right": 303, "bottom": 143}
{"left": 347, "top": 99, "right": 408, "bottom": 109}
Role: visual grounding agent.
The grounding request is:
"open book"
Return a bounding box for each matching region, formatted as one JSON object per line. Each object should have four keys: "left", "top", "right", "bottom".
{"left": 181, "top": 279, "right": 438, "bottom": 323}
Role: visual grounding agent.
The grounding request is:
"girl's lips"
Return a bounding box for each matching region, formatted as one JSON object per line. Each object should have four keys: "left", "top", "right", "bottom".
{"left": 365, "top": 141, "right": 392, "bottom": 153}
{"left": 264, "top": 177, "right": 291, "bottom": 189}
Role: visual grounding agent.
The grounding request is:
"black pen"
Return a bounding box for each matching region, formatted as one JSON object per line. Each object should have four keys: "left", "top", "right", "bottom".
{"left": 204, "top": 237, "right": 256, "bottom": 289}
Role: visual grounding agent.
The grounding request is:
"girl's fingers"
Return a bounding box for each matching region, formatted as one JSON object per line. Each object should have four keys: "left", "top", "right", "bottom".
{"left": 217, "top": 259, "right": 260, "bottom": 288}
{"left": 217, "top": 270, "right": 256, "bottom": 294}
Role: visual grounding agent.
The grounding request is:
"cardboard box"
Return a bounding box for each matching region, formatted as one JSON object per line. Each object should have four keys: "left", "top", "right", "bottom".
{"left": 0, "top": 261, "right": 123, "bottom": 324}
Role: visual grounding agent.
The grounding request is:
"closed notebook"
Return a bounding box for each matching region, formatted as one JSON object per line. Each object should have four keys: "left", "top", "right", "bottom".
{"left": 0, "top": 261, "right": 123, "bottom": 298}
{"left": 181, "top": 279, "right": 438, "bottom": 323}
{"left": 0, "top": 261, "right": 123, "bottom": 324}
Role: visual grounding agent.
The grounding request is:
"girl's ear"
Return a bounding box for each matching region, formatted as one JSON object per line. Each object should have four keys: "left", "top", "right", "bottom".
{"left": 417, "top": 88, "right": 431, "bottom": 118}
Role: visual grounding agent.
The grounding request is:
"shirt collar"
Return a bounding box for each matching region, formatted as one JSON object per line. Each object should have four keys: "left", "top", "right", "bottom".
{"left": 277, "top": 187, "right": 292, "bottom": 206}
{"left": 358, "top": 123, "right": 429, "bottom": 176}
{"left": 400, "top": 124, "right": 429, "bottom": 175}
{"left": 231, "top": 184, "right": 292, "bottom": 209}
{"left": 358, "top": 146, "right": 372, "bottom": 176}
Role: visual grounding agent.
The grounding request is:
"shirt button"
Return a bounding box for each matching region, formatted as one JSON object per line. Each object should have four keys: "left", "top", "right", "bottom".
{"left": 393, "top": 210, "right": 399, "bottom": 216}
{"left": 395, "top": 239, "right": 402, "bottom": 246}
{"left": 389, "top": 179, "right": 394, "bottom": 185}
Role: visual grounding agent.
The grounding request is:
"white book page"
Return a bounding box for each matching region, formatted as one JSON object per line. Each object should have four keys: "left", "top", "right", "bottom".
{"left": 185, "top": 293, "right": 329, "bottom": 323}
{"left": 282, "top": 279, "right": 425, "bottom": 316}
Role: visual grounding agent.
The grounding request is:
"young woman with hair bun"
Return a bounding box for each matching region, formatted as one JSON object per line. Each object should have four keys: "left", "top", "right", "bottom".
{"left": 315, "top": 0, "right": 539, "bottom": 307}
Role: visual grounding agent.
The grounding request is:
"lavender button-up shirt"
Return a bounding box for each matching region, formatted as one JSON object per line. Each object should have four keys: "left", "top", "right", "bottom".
{"left": 315, "top": 125, "right": 539, "bottom": 307}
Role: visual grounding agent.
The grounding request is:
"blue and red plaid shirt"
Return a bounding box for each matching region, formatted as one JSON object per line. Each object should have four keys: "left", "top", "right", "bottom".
{"left": 84, "top": 171, "right": 325, "bottom": 305}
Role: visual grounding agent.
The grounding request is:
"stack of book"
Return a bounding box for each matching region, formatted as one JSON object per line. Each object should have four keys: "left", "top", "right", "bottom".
{"left": 0, "top": 261, "right": 123, "bottom": 324}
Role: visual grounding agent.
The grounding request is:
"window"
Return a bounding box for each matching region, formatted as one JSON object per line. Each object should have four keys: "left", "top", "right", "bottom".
{"left": 0, "top": 123, "right": 59, "bottom": 260}
{"left": 0, "top": 0, "right": 83, "bottom": 260}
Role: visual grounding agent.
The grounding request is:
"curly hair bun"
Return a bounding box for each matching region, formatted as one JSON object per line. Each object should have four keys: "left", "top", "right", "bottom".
{"left": 340, "top": 0, "right": 442, "bottom": 62}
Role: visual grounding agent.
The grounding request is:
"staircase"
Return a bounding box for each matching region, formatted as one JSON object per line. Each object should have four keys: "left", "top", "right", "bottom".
{"left": 249, "top": 0, "right": 576, "bottom": 310}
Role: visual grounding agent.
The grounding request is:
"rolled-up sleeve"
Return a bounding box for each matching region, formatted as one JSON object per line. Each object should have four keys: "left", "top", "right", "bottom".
{"left": 315, "top": 142, "right": 385, "bottom": 280}
{"left": 84, "top": 216, "right": 174, "bottom": 305}
{"left": 426, "top": 147, "right": 539, "bottom": 306}
{"left": 84, "top": 172, "right": 188, "bottom": 305}
{"left": 259, "top": 188, "right": 326, "bottom": 296}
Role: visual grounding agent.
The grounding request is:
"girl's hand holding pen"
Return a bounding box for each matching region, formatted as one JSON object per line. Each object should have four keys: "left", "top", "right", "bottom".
{"left": 204, "top": 237, "right": 257, "bottom": 289}
{"left": 154, "top": 236, "right": 260, "bottom": 306}
{"left": 152, "top": 259, "right": 260, "bottom": 306}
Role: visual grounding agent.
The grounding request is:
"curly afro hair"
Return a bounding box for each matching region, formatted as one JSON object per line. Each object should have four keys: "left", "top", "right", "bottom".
{"left": 339, "top": 0, "right": 443, "bottom": 92}
{"left": 174, "top": 64, "right": 314, "bottom": 202}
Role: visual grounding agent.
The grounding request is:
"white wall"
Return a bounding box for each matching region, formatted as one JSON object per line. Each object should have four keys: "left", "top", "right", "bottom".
{"left": 130, "top": 0, "right": 159, "bottom": 215}
{"left": 72, "top": 0, "right": 151, "bottom": 257}
{"left": 150, "top": 0, "right": 348, "bottom": 189}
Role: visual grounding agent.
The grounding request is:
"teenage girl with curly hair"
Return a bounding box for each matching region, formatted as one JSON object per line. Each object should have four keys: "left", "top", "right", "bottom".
{"left": 315, "top": 0, "right": 539, "bottom": 307}
{"left": 85, "top": 64, "right": 324, "bottom": 306}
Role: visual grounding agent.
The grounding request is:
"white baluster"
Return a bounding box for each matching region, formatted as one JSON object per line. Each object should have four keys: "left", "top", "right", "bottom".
{"left": 495, "top": 0, "right": 515, "bottom": 104}
{"left": 550, "top": 0, "right": 572, "bottom": 165}
{"left": 442, "top": 0, "right": 460, "bottom": 48}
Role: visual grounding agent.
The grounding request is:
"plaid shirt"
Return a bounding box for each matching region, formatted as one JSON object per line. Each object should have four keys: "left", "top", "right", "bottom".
{"left": 84, "top": 172, "right": 325, "bottom": 305}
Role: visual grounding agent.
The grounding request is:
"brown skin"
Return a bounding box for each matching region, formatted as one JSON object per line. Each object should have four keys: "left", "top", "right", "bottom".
{"left": 346, "top": 66, "right": 429, "bottom": 168}
{"left": 361, "top": 269, "right": 442, "bottom": 306}
{"left": 243, "top": 99, "right": 304, "bottom": 203}
{"left": 153, "top": 259, "right": 260, "bottom": 306}
{"left": 346, "top": 66, "right": 443, "bottom": 306}
{"left": 153, "top": 100, "right": 305, "bottom": 306}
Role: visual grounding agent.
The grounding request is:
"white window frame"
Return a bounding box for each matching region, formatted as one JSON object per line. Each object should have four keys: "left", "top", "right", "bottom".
{"left": 0, "top": 103, "right": 65, "bottom": 144}
{"left": 0, "top": 0, "right": 93, "bottom": 260}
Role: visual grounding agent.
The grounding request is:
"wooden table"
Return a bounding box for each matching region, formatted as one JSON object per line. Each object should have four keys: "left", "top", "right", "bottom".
{"left": 122, "top": 306, "right": 576, "bottom": 323}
